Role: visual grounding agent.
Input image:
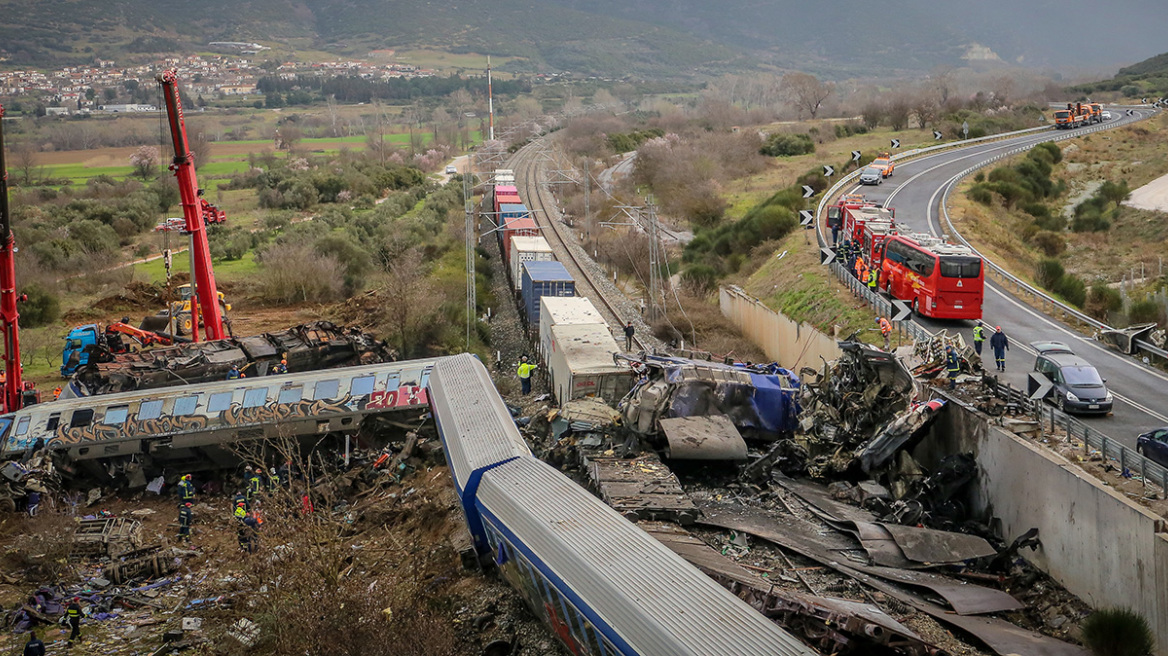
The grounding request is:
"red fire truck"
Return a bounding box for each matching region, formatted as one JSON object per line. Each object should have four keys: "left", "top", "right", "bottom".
{"left": 877, "top": 233, "right": 984, "bottom": 320}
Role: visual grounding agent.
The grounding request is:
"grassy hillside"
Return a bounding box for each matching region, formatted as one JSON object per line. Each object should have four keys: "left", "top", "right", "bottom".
{"left": 1071, "top": 50, "right": 1168, "bottom": 99}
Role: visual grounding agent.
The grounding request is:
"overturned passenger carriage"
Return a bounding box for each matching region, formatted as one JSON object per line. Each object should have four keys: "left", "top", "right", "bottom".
{"left": 3, "top": 359, "right": 435, "bottom": 485}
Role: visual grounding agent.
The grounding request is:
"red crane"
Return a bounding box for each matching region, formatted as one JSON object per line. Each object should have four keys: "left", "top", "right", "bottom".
{"left": 0, "top": 103, "right": 27, "bottom": 412}
{"left": 156, "top": 69, "right": 226, "bottom": 342}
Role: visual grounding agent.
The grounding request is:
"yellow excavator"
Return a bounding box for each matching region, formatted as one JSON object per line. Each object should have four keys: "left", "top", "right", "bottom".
{"left": 140, "top": 284, "right": 231, "bottom": 337}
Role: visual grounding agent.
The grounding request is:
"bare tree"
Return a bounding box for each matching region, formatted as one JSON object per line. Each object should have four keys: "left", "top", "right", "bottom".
{"left": 783, "top": 73, "right": 834, "bottom": 119}
{"left": 447, "top": 88, "right": 472, "bottom": 127}
{"left": 991, "top": 75, "right": 1016, "bottom": 106}
{"left": 377, "top": 249, "right": 441, "bottom": 358}
{"left": 861, "top": 102, "right": 884, "bottom": 130}
{"left": 887, "top": 98, "right": 911, "bottom": 131}
{"left": 10, "top": 141, "right": 43, "bottom": 186}
{"left": 930, "top": 66, "right": 955, "bottom": 105}
{"left": 188, "top": 128, "right": 212, "bottom": 170}
{"left": 911, "top": 96, "right": 940, "bottom": 130}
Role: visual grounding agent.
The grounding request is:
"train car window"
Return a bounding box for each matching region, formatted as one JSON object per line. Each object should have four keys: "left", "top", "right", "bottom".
{"left": 138, "top": 399, "right": 165, "bottom": 420}
{"left": 277, "top": 387, "right": 303, "bottom": 405}
{"left": 349, "top": 375, "right": 376, "bottom": 397}
{"left": 0, "top": 418, "right": 11, "bottom": 443}
{"left": 242, "top": 388, "right": 268, "bottom": 408}
{"left": 46, "top": 413, "right": 60, "bottom": 431}
{"left": 70, "top": 409, "right": 94, "bottom": 428}
{"left": 14, "top": 416, "right": 31, "bottom": 436}
{"left": 103, "top": 406, "right": 129, "bottom": 425}
{"left": 313, "top": 379, "right": 340, "bottom": 400}
{"left": 208, "top": 392, "right": 234, "bottom": 413}
{"left": 580, "top": 618, "right": 604, "bottom": 656}
{"left": 171, "top": 396, "right": 198, "bottom": 416}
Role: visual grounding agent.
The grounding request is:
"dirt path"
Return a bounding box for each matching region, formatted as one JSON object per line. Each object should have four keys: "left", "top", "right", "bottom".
{"left": 1124, "top": 170, "right": 1168, "bottom": 212}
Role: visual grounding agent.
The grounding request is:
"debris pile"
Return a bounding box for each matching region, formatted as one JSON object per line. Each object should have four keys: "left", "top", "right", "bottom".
{"left": 71, "top": 321, "right": 396, "bottom": 396}
{"left": 797, "top": 341, "right": 914, "bottom": 473}
{"left": 618, "top": 354, "right": 801, "bottom": 444}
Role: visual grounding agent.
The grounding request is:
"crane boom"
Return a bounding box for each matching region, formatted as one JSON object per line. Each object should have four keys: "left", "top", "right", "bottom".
{"left": 156, "top": 69, "right": 225, "bottom": 342}
{"left": 0, "top": 103, "right": 25, "bottom": 413}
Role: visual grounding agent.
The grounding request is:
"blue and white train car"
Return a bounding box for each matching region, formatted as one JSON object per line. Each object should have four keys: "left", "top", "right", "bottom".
{"left": 428, "top": 354, "right": 818, "bottom": 656}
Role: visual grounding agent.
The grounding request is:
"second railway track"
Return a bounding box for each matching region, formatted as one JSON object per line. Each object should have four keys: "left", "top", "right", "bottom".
{"left": 510, "top": 139, "right": 654, "bottom": 351}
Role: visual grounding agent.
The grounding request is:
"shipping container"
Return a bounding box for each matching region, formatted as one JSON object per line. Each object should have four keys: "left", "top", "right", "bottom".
{"left": 510, "top": 236, "right": 555, "bottom": 290}
{"left": 501, "top": 215, "right": 540, "bottom": 264}
{"left": 539, "top": 296, "right": 608, "bottom": 359}
{"left": 546, "top": 323, "right": 632, "bottom": 405}
{"left": 494, "top": 169, "right": 515, "bottom": 185}
{"left": 522, "top": 261, "right": 575, "bottom": 327}
{"left": 493, "top": 193, "right": 521, "bottom": 219}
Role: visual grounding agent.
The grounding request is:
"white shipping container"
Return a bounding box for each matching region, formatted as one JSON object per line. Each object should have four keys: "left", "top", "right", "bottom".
{"left": 546, "top": 323, "right": 632, "bottom": 406}
{"left": 510, "top": 236, "right": 555, "bottom": 290}
{"left": 494, "top": 169, "right": 515, "bottom": 184}
{"left": 539, "top": 296, "right": 608, "bottom": 360}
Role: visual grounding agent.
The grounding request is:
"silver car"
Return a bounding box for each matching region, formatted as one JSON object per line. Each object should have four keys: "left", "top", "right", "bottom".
{"left": 859, "top": 166, "right": 883, "bottom": 185}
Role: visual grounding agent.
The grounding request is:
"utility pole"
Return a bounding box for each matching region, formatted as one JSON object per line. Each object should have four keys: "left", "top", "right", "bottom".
{"left": 464, "top": 160, "right": 476, "bottom": 351}
{"left": 646, "top": 195, "right": 661, "bottom": 322}
{"left": 487, "top": 56, "right": 495, "bottom": 142}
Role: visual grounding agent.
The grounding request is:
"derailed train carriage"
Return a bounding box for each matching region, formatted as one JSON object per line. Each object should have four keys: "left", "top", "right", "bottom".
{"left": 429, "top": 353, "right": 817, "bottom": 656}
{"left": 2, "top": 359, "right": 435, "bottom": 486}
{"left": 68, "top": 321, "right": 396, "bottom": 397}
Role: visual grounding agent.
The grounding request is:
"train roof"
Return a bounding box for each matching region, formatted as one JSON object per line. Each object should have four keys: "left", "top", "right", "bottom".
{"left": 427, "top": 354, "right": 531, "bottom": 496}
{"left": 476, "top": 456, "right": 817, "bottom": 656}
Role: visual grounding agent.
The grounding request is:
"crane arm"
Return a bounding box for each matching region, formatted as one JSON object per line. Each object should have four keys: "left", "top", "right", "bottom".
{"left": 0, "top": 103, "right": 25, "bottom": 413}
{"left": 156, "top": 69, "right": 225, "bottom": 342}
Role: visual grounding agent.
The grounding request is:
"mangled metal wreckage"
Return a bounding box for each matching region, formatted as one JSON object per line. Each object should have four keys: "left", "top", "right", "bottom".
{"left": 68, "top": 321, "right": 395, "bottom": 397}
{"left": 617, "top": 354, "right": 802, "bottom": 458}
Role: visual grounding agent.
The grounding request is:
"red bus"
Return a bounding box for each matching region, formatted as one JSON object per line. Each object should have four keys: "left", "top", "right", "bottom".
{"left": 877, "top": 233, "right": 984, "bottom": 320}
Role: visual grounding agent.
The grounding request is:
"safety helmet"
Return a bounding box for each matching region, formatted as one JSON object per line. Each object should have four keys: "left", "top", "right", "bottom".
{"left": 280, "top": 359, "right": 287, "bottom": 365}
{"left": 995, "top": 326, "right": 1002, "bottom": 331}
{"left": 185, "top": 502, "right": 192, "bottom": 507}
{"left": 269, "top": 468, "right": 276, "bottom": 475}
{"left": 237, "top": 501, "right": 245, "bottom": 506}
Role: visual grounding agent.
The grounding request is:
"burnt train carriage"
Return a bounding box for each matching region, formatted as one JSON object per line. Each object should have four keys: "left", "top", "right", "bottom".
{"left": 2, "top": 359, "right": 435, "bottom": 484}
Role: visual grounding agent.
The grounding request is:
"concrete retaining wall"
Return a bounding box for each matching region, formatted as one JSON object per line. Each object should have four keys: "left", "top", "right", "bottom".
{"left": 918, "top": 396, "right": 1168, "bottom": 654}
{"left": 719, "top": 286, "right": 841, "bottom": 372}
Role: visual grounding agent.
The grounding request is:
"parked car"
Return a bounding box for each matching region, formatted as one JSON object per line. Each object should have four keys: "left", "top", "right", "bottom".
{"left": 1136, "top": 427, "right": 1168, "bottom": 468}
{"left": 1029, "top": 341, "right": 1113, "bottom": 414}
{"left": 445, "top": 165, "right": 458, "bottom": 175}
{"left": 858, "top": 166, "right": 883, "bottom": 185}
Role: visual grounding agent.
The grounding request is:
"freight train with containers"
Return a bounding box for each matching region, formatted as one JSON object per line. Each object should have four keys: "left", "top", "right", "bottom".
{"left": 489, "top": 169, "right": 633, "bottom": 406}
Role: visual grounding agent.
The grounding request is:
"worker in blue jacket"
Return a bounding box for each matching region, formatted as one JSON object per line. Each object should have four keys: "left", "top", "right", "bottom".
{"left": 945, "top": 345, "right": 960, "bottom": 389}
{"left": 989, "top": 326, "right": 1010, "bottom": 372}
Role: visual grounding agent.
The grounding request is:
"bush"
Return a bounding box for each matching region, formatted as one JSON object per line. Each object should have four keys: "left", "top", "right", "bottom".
{"left": 969, "top": 185, "right": 994, "bottom": 205}
{"left": 1081, "top": 608, "right": 1155, "bottom": 656}
{"left": 1021, "top": 202, "right": 1050, "bottom": 219}
{"left": 1030, "top": 230, "right": 1065, "bottom": 256}
{"left": 1054, "top": 274, "right": 1086, "bottom": 307}
{"left": 1129, "top": 299, "right": 1162, "bottom": 324}
{"left": 1036, "top": 258, "right": 1066, "bottom": 289}
{"left": 682, "top": 264, "right": 720, "bottom": 294}
{"left": 760, "top": 133, "right": 815, "bottom": 157}
{"left": 19, "top": 283, "right": 60, "bottom": 328}
{"left": 255, "top": 242, "right": 345, "bottom": 304}
{"left": 1085, "top": 284, "right": 1123, "bottom": 320}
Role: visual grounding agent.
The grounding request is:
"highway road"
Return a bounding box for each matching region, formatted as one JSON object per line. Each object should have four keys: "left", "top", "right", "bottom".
{"left": 847, "top": 109, "right": 1168, "bottom": 449}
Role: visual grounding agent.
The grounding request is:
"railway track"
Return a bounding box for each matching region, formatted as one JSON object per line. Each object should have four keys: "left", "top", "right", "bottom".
{"left": 510, "top": 139, "right": 654, "bottom": 351}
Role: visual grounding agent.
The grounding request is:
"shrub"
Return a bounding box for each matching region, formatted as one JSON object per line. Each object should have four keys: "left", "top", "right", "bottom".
{"left": 1054, "top": 274, "right": 1086, "bottom": 307}
{"left": 255, "top": 242, "right": 345, "bottom": 304}
{"left": 969, "top": 185, "right": 994, "bottom": 205}
{"left": 1081, "top": 608, "right": 1155, "bottom": 656}
{"left": 19, "top": 283, "right": 60, "bottom": 328}
{"left": 760, "top": 133, "right": 815, "bottom": 157}
{"left": 1022, "top": 202, "right": 1050, "bottom": 219}
{"left": 1030, "top": 230, "right": 1065, "bottom": 256}
{"left": 1085, "top": 284, "right": 1122, "bottom": 320}
{"left": 682, "top": 264, "right": 720, "bottom": 294}
{"left": 1035, "top": 258, "right": 1066, "bottom": 289}
{"left": 1129, "top": 299, "right": 1162, "bottom": 324}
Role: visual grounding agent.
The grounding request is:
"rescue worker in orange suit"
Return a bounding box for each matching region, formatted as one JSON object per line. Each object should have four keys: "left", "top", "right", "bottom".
{"left": 876, "top": 317, "right": 893, "bottom": 351}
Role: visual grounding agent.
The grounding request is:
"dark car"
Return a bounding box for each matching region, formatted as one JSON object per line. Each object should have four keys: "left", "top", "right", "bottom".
{"left": 1030, "top": 341, "right": 1113, "bottom": 415}
{"left": 1137, "top": 427, "right": 1168, "bottom": 468}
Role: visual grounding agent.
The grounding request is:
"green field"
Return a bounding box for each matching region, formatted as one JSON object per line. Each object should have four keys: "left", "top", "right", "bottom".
{"left": 132, "top": 251, "right": 259, "bottom": 284}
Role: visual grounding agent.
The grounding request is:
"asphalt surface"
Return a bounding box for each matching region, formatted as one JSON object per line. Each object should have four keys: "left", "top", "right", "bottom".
{"left": 845, "top": 109, "right": 1168, "bottom": 448}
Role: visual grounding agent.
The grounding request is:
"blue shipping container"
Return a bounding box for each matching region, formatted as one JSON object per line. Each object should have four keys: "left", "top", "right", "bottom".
{"left": 499, "top": 203, "right": 529, "bottom": 221}
{"left": 522, "top": 261, "right": 575, "bottom": 327}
